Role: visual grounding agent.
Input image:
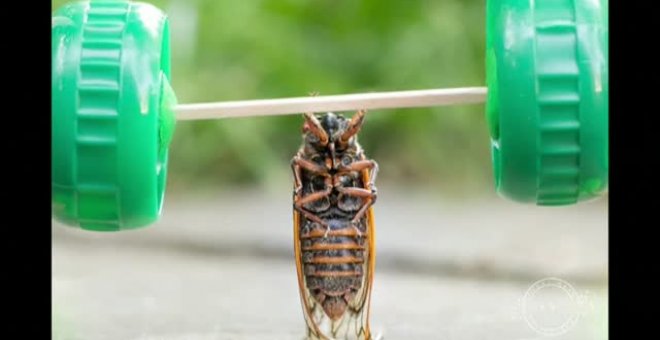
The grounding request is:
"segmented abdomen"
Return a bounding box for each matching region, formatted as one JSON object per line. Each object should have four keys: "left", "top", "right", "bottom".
{"left": 299, "top": 174, "right": 369, "bottom": 320}
{"left": 300, "top": 216, "right": 367, "bottom": 320}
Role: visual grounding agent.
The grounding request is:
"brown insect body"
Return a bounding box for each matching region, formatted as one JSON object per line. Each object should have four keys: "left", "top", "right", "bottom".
{"left": 292, "top": 111, "right": 378, "bottom": 340}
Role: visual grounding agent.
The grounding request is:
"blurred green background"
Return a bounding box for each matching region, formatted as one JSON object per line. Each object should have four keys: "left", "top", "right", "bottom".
{"left": 52, "top": 0, "right": 492, "bottom": 196}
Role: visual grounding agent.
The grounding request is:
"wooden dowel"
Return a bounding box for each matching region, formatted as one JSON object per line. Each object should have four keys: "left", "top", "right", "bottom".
{"left": 175, "top": 87, "right": 487, "bottom": 121}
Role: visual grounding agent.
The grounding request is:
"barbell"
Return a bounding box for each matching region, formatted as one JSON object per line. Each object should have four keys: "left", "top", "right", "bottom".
{"left": 52, "top": 0, "right": 608, "bottom": 231}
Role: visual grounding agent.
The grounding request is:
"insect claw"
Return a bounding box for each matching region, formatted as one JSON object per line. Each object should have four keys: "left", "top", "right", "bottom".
{"left": 370, "top": 186, "right": 378, "bottom": 203}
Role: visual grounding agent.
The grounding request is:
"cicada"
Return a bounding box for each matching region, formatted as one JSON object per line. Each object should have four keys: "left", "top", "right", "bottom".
{"left": 291, "top": 110, "right": 379, "bottom": 340}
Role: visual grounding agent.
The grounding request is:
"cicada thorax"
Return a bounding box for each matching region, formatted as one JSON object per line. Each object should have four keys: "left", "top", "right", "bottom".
{"left": 301, "top": 169, "right": 366, "bottom": 214}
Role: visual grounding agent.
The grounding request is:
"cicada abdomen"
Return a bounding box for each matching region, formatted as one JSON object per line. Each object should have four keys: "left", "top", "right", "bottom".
{"left": 292, "top": 110, "right": 379, "bottom": 340}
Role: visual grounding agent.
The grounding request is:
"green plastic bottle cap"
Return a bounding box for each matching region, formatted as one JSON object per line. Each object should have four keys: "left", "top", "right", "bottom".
{"left": 486, "top": 0, "right": 608, "bottom": 205}
{"left": 52, "top": 0, "right": 177, "bottom": 231}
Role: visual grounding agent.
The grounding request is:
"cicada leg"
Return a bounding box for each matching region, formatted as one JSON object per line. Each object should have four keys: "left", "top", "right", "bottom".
{"left": 334, "top": 159, "right": 378, "bottom": 237}
{"left": 294, "top": 179, "right": 332, "bottom": 228}
{"left": 338, "top": 159, "right": 378, "bottom": 192}
{"left": 335, "top": 186, "right": 376, "bottom": 226}
{"left": 339, "top": 110, "right": 367, "bottom": 144}
{"left": 291, "top": 154, "right": 327, "bottom": 194}
{"left": 291, "top": 156, "right": 333, "bottom": 229}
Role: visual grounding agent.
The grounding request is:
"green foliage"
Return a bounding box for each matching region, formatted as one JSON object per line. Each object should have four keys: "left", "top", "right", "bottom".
{"left": 52, "top": 0, "right": 494, "bottom": 194}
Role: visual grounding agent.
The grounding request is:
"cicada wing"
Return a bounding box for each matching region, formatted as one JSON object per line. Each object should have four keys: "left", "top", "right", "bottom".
{"left": 293, "top": 209, "right": 325, "bottom": 339}
{"left": 359, "top": 166, "right": 377, "bottom": 338}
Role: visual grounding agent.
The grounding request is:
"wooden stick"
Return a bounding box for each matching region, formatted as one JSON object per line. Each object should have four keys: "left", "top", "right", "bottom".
{"left": 175, "top": 87, "right": 487, "bottom": 121}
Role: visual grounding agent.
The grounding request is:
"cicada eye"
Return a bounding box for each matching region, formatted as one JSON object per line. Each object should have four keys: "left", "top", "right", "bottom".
{"left": 341, "top": 155, "right": 352, "bottom": 166}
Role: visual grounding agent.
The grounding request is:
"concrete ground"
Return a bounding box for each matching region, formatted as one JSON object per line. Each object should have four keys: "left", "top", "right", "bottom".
{"left": 52, "top": 188, "right": 608, "bottom": 340}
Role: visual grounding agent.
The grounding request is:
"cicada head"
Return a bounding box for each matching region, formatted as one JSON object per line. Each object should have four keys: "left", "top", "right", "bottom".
{"left": 302, "top": 111, "right": 366, "bottom": 153}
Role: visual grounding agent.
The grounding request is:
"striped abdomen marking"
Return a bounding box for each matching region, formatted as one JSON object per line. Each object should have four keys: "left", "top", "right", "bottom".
{"left": 300, "top": 217, "right": 368, "bottom": 320}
